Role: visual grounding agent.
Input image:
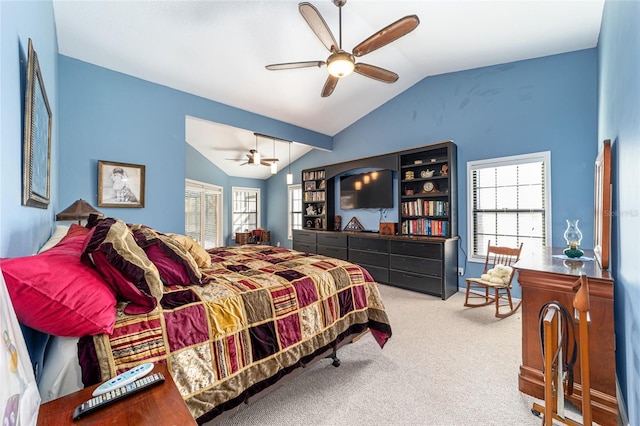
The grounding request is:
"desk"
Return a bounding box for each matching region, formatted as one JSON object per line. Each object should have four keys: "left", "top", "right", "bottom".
{"left": 235, "top": 232, "right": 251, "bottom": 245}
{"left": 515, "top": 248, "right": 617, "bottom": 426}
{"left": 37, "top": 364, "right": 196, "bottom": 425}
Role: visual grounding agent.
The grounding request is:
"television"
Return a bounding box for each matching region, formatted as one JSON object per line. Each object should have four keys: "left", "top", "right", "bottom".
{"left": 340, "top": 170, "right": 394, "bottom": 210}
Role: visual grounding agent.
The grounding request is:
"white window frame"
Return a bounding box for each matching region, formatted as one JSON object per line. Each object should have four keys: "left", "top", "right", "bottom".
{"left": 185, "top": 179, "right": 223, "bottom": 248}
{"left": 287, "top": 184, "right": 302, "bottom": 240}
{"left": 232, "top": 186, "right": 261, "bottom": 239}
{"left": 467, "top": 151, "right": 551, "bottom": 262}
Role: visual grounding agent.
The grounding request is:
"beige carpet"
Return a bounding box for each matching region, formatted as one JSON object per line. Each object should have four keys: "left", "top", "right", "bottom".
{"left": 216, "top": 284, "right": 580, "bottom": 425}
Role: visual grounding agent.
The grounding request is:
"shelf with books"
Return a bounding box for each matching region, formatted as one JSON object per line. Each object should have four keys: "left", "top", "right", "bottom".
{"left": 398, "top": 142, "right": 456, "bottom": 237}
{"left": 302, "top": 167, "right": 333, "bottom": 230}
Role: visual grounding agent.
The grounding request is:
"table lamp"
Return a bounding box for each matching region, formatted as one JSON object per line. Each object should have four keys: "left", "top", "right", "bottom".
{"left": 56, "top": 199, "right": 103, "bottom": 225}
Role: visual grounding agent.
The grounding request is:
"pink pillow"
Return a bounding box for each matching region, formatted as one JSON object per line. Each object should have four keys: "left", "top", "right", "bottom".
{"left": 0, "top": 235, "right": 117, "bottom": 337}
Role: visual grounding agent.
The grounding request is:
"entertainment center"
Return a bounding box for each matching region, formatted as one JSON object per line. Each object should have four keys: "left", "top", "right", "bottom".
{"left": 294, "top": 140, "right": 459, "bottom": 299}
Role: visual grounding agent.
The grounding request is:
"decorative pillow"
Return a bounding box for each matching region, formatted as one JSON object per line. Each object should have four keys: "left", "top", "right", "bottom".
{"left": 38, "top": 225, "right": 69, "bottom": 253}
{"left": 130, "top": 226, "right": 202, "bottom": 285}
{"left": 60, "top": 223, "right": 91, "bottom": 242}
{"left": 1, "top": 235, "right": 117, "bottom": 337}
{"left": 166, "top": 233, "right": 212, "bottom": 268}
{"left": 83, "top": 217, "right": 163, "bottom": 314}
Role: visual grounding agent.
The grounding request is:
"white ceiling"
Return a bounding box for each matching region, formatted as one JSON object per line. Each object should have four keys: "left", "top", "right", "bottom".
{"left": 52, "top": 0, "right": 604, "bottom": 178}
{"left": 185, "top": 116, "right": 315, "bottom": 179}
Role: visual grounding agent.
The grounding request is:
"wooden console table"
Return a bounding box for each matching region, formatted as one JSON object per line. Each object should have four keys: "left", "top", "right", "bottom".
{"left": 515, "top": 248, "right": 617, "bottom": 426}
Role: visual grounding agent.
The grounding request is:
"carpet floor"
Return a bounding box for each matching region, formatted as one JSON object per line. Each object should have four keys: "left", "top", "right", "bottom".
{"left": 217, "top": 284, "right": 584, "bottom": 425}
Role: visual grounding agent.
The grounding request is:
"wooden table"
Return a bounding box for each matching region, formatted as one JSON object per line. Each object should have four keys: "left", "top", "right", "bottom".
{"left": 37, "top": 363, "right": 196, "bottom": 426}
{"left": 515, "top": 248, "right": 617, "bottom": 426}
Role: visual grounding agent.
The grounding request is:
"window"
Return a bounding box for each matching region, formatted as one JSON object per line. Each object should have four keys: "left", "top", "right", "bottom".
{"left": 232, "top": 187, "right": 260, "bottom": 238}
{"left": 185, "top": 179, "right": 223, "bottom": 249}
{"left": 467, "top": 151, "right": 551, "bottom": 262}
{"left": 288, "top": 184, "right": 302, "bottom": 239}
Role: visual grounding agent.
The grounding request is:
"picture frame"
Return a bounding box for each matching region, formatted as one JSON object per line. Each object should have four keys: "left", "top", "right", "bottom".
{"left": 22, "top": 39, "right": 52, "bottom": 209}
{"left": 304, "top": 181, "right": 316, "bottom": 191}
{"left": 98, "top": 160, "right": 145, "bottom": 208}
{"left": 593, "top": 139, "right": 611, "bottom": 269}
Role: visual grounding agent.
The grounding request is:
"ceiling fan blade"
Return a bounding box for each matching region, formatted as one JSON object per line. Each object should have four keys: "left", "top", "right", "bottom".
{"left": 299, "top": 2, "right": 338, "bottom": 52}
{"left": 321, "top": 74, "right": 339, "bottom": 98}
{"left": 266, "top": 61, "right": 325, "bottom": 71}
{"left": 262, "top": 158, "right": 278, "bottom": 162}
{"left": 239, "top": 162, "right": 249, "bottom": 166}
{"left": 260, "top": 161, "right": 273, "bottom": 167}
{"left": 352, "top": 15, "right": 420, "bottom": 57}
{"left": 354, "top": 63, "right": 399, "bottom": 83}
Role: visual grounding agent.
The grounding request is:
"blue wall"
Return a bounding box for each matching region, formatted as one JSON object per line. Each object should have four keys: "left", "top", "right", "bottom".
{"left": 598, "top": 1, "right": 640, "bottom": 423}
{"left": 0, "top": 1, "right": 59, "bottom": 258}
{"left": 269, "top": 49, "right": 599, "bottom": 298}
{"left": 58, "top": 56, "right": 330, "bottom": 235}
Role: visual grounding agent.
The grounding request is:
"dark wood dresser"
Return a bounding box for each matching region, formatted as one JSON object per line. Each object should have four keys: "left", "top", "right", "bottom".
{"left": 515, "top": 248, "right": 617, "bottom": 426}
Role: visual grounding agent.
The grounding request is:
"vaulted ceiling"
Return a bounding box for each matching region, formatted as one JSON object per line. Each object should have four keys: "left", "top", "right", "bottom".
{"left": 53, "top": 1, "right": 604, "bottom": 178}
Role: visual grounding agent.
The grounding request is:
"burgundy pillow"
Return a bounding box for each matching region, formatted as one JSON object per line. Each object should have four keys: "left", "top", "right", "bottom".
{"left": 61, "top": 223, "right": 91, "bottom": 242}
{"left": 130, "top": 225, "right": 202, "bottom": 285}
{"left": 83, "top": 217, "right": 163, "bottom": 314}
{"left": 0, "top": 235, "right": 117, "bottom": 337}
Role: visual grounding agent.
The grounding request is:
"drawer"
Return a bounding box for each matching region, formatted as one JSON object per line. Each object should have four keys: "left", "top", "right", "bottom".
{"left": 389, "top": 254, "right": 441, "bottom": 277}
{"left": 349, "top": 249, "right": 389, "bottom": 268}
{"left": 317, "top": 245, "right": 348, "bottom": 260}
{"left": 293, "top": 230, "right": 317, "bottom": 244}
{"left": 349, "top": 236, "right": 389, "bottom": 253}
{"left": 389, "top": 270, "right": 442, "bottom": 296}
{"left": 360, "top": 264, "right": 389, "bottom": 284}
{"left": 317, "top": 233, "right": 347, "bottom": 247}
{"left": 389, "top": 240, "right": 442, "bottom": 259}
{"left": 293, "top": 242, "right": 316, "bottom": 254}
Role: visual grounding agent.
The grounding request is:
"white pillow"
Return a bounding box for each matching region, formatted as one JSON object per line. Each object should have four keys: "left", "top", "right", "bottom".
{"left": 38, "top": 225, "right": 69, "bottom": 253}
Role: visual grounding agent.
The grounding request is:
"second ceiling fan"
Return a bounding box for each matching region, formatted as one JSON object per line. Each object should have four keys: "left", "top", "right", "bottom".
{"left": 266, "top": 0, "right": 419, "bottom": 97}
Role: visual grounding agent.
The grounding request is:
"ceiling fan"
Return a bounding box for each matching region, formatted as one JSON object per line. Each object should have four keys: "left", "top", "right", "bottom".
{"left": 266, "top": 1, "right": 419, "bottom": 97}
{"left": 227, "top": 149, "right": 279, "bottom": 167}
{"left": 226, "top": 133, "right": 279, "bottom": 167}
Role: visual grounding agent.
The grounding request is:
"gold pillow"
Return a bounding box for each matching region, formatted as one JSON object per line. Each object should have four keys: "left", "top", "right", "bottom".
{"left": 167, "top": 234, "right": 212, "bottom": 268}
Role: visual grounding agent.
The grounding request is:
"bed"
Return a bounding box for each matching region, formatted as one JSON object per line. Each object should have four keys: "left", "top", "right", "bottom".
{"left": 1, "top": 216, "right": 392, "bottom": 424}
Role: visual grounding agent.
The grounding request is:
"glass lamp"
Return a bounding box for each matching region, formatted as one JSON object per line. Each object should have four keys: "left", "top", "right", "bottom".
{"left": 563, "top": 219, "right": 584, "bottom": 258}
{"left": 327, "top": 51, "right": 354, "bottom": 78}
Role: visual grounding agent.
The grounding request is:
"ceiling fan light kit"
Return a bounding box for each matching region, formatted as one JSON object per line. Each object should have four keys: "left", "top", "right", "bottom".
{"left": 266, "top": 0, "right": 420, "bottom": 97}
{"left": 327, "top": 50, "right": 355, "bottom": 77}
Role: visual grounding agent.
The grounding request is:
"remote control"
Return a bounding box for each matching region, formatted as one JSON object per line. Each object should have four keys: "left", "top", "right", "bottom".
{"left": 73, "top": 373, "right": 165, "bottom": 420}
{"left": 92, "top": 362, "right": 154, "bottom": 396}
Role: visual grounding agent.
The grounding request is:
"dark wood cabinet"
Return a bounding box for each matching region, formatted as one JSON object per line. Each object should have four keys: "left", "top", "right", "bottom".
{"left": 293, "top": 230, "right": 458, "bottom": 300}
{"left": 302, "top": 168, "right": 334, "bottom": 231}
{"left": 317, "top": 232, "right": 348, "bottom": 260}
{"left": 292, "top": 229, "right": 317, "bottom": 253}
{"left": 296, "top": 141, "right": 458, "bottom": 299}
{"left": 399, "top": 142, "right": 457, "bottom": 237}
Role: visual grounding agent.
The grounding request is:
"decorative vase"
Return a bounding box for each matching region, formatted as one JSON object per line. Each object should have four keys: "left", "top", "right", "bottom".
{"left": 563, "top": 219, "right": 584, "bottom": 258}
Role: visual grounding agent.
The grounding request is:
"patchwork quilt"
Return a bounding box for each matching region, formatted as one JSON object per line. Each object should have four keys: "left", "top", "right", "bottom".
{"left": 78, "top": 245, "right": 392, "bottom": 424}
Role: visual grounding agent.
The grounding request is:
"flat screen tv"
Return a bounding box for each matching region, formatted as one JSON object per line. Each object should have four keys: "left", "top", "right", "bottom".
{"left": 340, "top": 170, "right": 394, "bottom": 210}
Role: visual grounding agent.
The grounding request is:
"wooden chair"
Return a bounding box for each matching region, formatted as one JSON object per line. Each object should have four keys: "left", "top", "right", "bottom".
{"left": 249, "top": 229, "right": 271, "bottom": 245}
{"left": 464, "top": 241, "right": 523, "bottom": 318}
{"left": 532, "top": 274, "right": 592, "bottom": 425}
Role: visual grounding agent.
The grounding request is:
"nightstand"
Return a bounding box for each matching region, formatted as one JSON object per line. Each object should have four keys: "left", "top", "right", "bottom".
{"left": 37, "top": 363, "right": 196, "bottom": 425}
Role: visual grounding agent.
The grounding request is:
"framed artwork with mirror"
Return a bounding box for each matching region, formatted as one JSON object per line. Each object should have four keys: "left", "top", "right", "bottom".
{"left": 594, "top": 139, "right": 611, "bottom": 269}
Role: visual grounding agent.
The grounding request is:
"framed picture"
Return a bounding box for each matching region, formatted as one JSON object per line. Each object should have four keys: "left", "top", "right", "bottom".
{"left": 98, "top": 160, "right": 145, "bottom": 208}
{"left": 594, "top": 139, "right": 611, "bottom": 269}
{"left": 304, "top": 181, "right": 316, "bottom": 191}
{"left": 22, "top": 39, "right": 52, "bottom": 209}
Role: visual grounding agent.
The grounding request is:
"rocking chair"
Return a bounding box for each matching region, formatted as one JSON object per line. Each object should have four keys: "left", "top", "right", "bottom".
{"left": 464, "top": 241, "right": 523, "bottom": 318}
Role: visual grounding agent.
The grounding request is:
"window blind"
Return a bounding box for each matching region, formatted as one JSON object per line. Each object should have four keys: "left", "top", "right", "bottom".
{"left": 469, "top": 152, "right": 550, "bottom": 260}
